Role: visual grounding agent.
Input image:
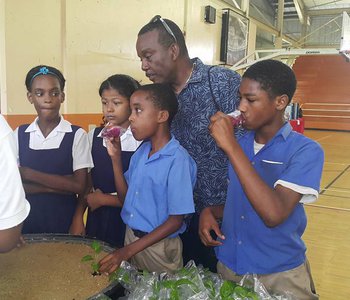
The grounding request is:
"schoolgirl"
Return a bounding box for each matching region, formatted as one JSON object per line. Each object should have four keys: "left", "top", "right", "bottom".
{"left": 15, "top": 65, "right": 93, "bottom": 234}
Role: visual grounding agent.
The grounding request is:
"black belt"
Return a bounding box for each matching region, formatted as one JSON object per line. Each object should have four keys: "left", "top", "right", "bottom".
{"left": 132, "top": 228, "right": 148, "bottom": 238}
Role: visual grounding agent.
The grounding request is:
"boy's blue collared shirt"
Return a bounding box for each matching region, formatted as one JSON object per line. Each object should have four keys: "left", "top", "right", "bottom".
{"left": 216, "top": 122, "right": 324, "bottom": 275}
{"left": 121, "top": 136, "right": 196, "bottom": 238}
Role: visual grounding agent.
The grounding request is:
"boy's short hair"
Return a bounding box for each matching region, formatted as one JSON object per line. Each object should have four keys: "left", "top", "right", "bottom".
{"left": 25, "top": 65, "right": 66, "bottom": 92}
{"left": 99, "top": 74, "right": 140, "bottom": 99}
{"left": 138, "top": 83, "right": 178, "bottom": 125}
{"left": 243, "top": 59, "right": 297, "bottom": 103}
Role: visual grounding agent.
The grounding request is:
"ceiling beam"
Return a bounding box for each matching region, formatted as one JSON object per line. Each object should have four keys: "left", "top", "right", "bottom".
{"left": 250, "top": 17, "right": 298, "bottom": 46}
{"left": 231, "top": 48, "right": 340, "bottom": 71}
{"left": 308, "top": 0, "right": 345, "bottom": 9}
{"left": 241, "top": 0, "right": 250, "bottom": 16}
{"left": 272, "top": 3, "right": 295, "bottom": 8}
{"left": 224, "top": 1, "right": 299, "bottom": 46}
{"left": 275, "top": 0, "right": 285, "bottom": 48}
{"left": 308, "top": 8, "right": 350, "bottom": 16}
{"left": 293, "top": 0, "right": 306, "bottom": 24}
{"left": 296, "top": 14, "right": 341, "bottom": 46}
{"left": 227, "top": 0, "right": 240, "bottom": 9}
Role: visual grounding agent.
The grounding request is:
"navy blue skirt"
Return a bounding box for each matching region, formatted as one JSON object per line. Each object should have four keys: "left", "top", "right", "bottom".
{"left": 86, "top": 206, "right": 125, "bottom": 248}
{"left": 23, "top": 193, "right": 76, "bottom": 234}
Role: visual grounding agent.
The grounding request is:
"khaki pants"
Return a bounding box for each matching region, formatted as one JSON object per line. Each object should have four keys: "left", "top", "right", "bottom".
{"left": 124, "top": 226, "right": 183, "bottom": 273}
{"left": 217, "top": 260, "right": 319, "bottom": 300}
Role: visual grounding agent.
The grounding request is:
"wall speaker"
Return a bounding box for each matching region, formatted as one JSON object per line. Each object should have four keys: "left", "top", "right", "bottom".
{"left": 205, "top": 6, "right": 216, "bottom": 24}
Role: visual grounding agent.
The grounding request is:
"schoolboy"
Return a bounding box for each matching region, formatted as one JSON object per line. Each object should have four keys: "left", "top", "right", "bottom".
{"left": 99, "top": 83, "right": 196, "bottom": 274}
{"left": 199, "top": 59, "right": 323, "bottom": 299}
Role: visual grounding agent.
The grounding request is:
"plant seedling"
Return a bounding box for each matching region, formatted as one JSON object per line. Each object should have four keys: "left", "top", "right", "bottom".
{"left": 81, "top": 240, "right": 102, "bottom": 276}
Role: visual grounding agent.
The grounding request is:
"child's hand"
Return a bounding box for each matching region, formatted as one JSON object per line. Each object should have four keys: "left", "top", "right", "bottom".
{"left": 86, "top": 189, "right": 104, "bottom": 211}
{"left": 105, "top": 137, "right": 122, "bottom": 159}
{"left": 99, "top": 247, "right": 130, "bottom": 274}
{"left": 209, "top": 111, "right": 236, "bottom": 152}
{"left": 199, "top": 207, "right": 225, "bottom": 247}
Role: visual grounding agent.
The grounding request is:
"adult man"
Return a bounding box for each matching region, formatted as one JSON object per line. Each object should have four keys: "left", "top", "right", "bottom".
{"left": 136, "top": 16, "right": 242, "bottom": 271}
{"left": 0, "top": 115, "right": 30, "bottom": 253}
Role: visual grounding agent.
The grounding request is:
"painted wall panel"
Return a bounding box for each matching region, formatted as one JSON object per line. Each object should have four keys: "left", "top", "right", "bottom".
{"left": 1, "top": 0, "right": 235, "bottom": 121}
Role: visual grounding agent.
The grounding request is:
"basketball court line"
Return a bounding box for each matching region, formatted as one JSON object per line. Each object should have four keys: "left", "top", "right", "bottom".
{"left": 322, "top": 187, "right": 350, "bottom": 194}
{"left": 323, "top": 161, "right": 349, "bottom": 166}
{"left": 306, "top": 203, "right": 350, "bottom": 212}
{"left": 314, "top": 134, "right": 334, "bottom": 142}
{"left": 320, "top": 165, "right": 350, "bottom": 194}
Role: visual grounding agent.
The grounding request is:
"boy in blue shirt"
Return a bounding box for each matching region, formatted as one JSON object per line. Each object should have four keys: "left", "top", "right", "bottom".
{"left": 99, "top": 83, "right": 196, "bottom": 274}
{"left": 199, "top": 60, "right": 323, "bottom": 299}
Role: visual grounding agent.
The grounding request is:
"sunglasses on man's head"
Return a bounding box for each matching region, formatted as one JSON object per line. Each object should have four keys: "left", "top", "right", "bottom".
{"left": 149, "top": 15, "right": 177, "bottom": 43}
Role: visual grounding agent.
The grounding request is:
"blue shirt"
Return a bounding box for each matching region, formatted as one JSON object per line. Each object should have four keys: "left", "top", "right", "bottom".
{"left": 216, "top": 123, "right": 324, "bottom": 274}
{"left": 121, "top": 136, "right": 196, "bottom": 238}
{"left": 171, "top": 58, "right": 242, "bottom": 212}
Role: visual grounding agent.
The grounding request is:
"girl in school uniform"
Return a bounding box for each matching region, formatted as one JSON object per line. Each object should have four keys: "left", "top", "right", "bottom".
{"left": 15, "top": 65, "right": 93, "bottom": 234}
{"left": 84, "top": 74, "right": 141, "bottom": 248}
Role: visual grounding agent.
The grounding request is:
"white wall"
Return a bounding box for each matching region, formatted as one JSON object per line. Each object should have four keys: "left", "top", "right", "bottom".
{"left": 0, "top": 0, "right": 239, "bottom": 115}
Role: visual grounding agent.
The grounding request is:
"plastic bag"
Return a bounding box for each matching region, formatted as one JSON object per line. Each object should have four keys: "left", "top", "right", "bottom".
{"left": 101, "top": 125, "right": 126, "bottom": 139}
{"left": 238, "top": 274, "right": 296, "bottom": 300}
{"left": 111, "top": 260, "right": 275, "bottom": 299}
{"left": 227, "top": 110, "right": 244, "bottom": 127}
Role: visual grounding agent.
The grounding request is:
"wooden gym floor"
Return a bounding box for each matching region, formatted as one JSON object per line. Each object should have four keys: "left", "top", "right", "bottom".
{"left": 303, "top": 130, "right": 350, "bottom": 300}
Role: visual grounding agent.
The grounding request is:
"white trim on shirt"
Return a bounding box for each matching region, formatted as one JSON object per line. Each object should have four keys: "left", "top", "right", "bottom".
{"left": 275, "top": 180, "right": 319, "bottom": 204}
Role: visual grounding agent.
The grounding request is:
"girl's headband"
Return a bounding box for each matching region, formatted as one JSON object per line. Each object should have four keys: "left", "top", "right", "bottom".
{"left": 30, "top": 66, "right": 59, "bottom": 85}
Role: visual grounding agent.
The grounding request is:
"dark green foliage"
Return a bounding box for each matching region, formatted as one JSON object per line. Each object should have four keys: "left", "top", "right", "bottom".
{"left": 81, "top": 241, "right": 102, "bottom": 275}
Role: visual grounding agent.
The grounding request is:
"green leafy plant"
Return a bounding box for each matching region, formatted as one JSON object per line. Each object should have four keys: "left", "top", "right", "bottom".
{"left": 110, "top": 261, "right": 261, "bottom": 299}
{"left": 109, "top": 266, "right": 132, "bottom": 284}
{"left": 220, "top": 280, "right": 237, "bottom": 299}
{"left": 151, "top": 278, "right": 196, "bottom": 300}
{"left": 81, "top": 240, "right": 102, "bottom": 276}
{"left": 219, "top": 280, "right": 259, "bottom": 300}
